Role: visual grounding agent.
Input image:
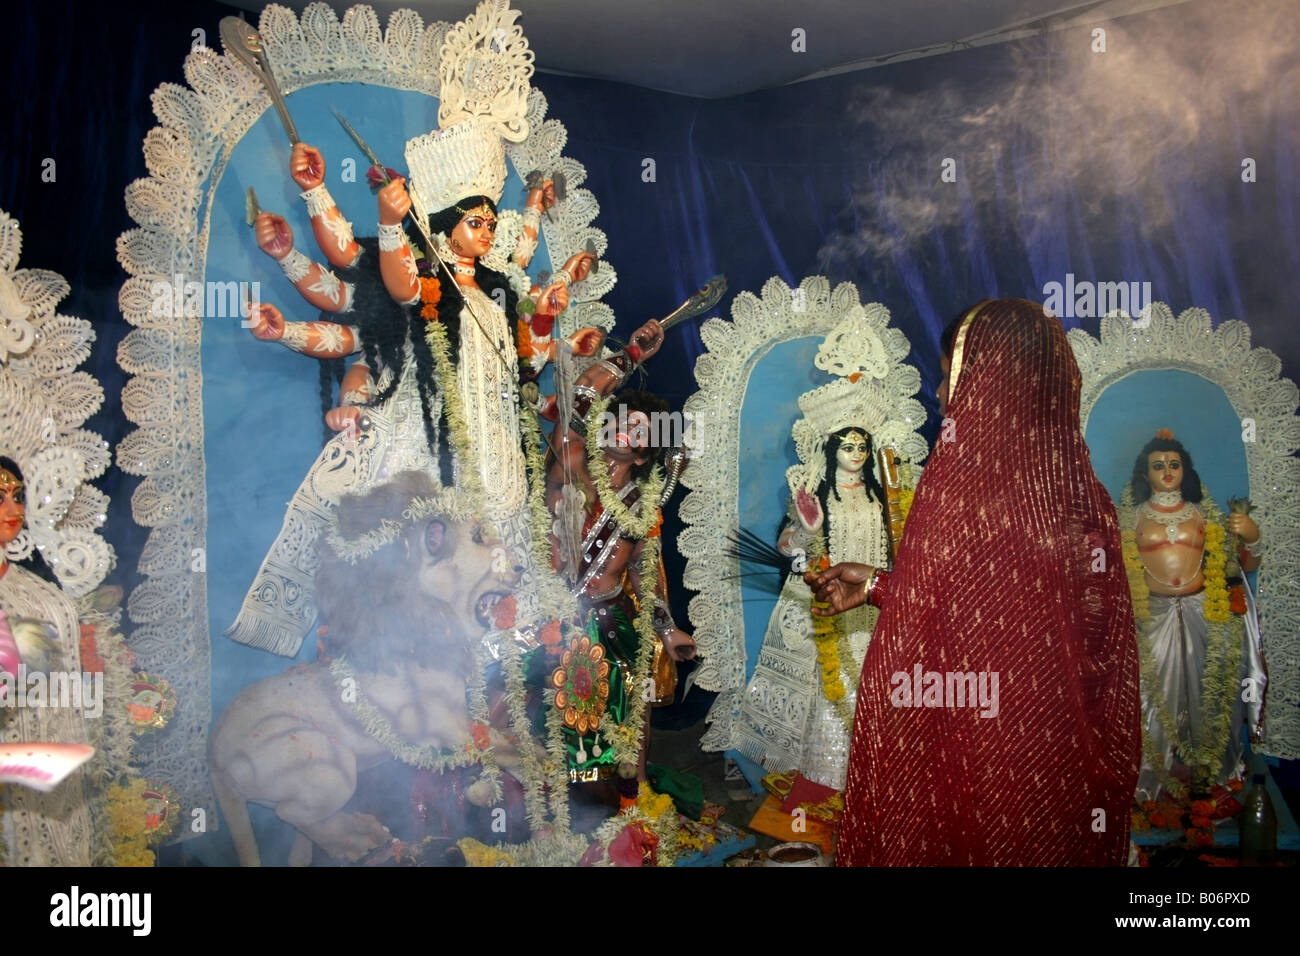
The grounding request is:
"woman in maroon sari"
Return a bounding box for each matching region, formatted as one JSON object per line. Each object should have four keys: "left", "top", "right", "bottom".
{"left": 809, "top": 298, "right": 1140, "bottom": 865}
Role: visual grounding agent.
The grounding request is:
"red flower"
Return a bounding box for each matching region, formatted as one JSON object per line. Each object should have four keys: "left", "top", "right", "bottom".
{"left": 420, "top": 277, "right": 442, "bottom": 321}
{"left": 491, "top": 594, "right": 517, "bottom": 629}
{"left": 79, "top": 624, "right": 105, "bottom": 674}
{"left": 366, "top": 165, "right": 402, "bottom": 189}
{"left": 530, "top": 312, "right": 555, "bottom": 337}
{"left": 539, "top": 619, "right": 563, "bottom": 652}
{"left": 469, "top": 722, "right": 492, "bottom": 751}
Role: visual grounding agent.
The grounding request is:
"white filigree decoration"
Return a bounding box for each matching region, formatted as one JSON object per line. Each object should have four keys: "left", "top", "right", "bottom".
{"left": 437, "top": 0, "right": 533, "bottom": 142}
{"left": 677, "top": 277, "right": 926, "bottom": 754}
{"left": 114, "top": 1, "right": 618, "bottom": 832}
{"left": 815, "top": 317, "right": 890, "bottom": 381}
{"left": 0, "top": 210, "right": 114, "bottom": 597}
{"left": 1068, "top": 304, "right": 1300, "bottom": 760}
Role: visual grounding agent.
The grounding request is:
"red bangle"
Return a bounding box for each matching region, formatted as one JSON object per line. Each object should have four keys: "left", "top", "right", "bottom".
{"left": 866, "top": 569, "right": 889, "bottom": 608}
{"left": 625, "top": 343, "right": 643, "bottom": 364}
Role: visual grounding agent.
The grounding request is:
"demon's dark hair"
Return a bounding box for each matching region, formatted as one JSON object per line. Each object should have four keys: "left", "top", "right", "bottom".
{"left": 612, "top": 388, "right": 671, "bottom": 484}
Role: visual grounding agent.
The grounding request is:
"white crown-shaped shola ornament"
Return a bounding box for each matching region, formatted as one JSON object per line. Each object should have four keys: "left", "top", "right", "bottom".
{"left": 788, "top": 377, "right": 892, "bottom": 496}
{"left": 404, "top": 0, "right": 535, "bottom": 224}
{"left": 786, "top": 307, "right": 899, "bottom": 496}
{"left": 814, "top": 306, "right": 891, "bottom": 380}
{"left": 0, "top": 210, "right": 114, "bottom": 596}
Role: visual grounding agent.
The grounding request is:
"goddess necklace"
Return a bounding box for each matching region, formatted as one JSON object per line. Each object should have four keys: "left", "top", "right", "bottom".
{"left": 1140, "top": 492, "right": 1198, "bottom": 544}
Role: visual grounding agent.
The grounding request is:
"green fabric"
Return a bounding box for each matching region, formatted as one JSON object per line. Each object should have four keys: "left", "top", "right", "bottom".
{"left": 646, "top": 762, "right": 705, "bottom": 820}
{"left": 564, "top": 606, "right": 636, "bottom": 774}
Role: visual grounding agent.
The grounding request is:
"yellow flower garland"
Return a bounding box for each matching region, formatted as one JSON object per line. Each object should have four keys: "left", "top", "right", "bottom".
{"left": 1120, "top": 488, "right": 1245, "bottom": 794}
{"left": 804, "top": 477, "right": 914, "bottom": 735}
{"left": 809, "top": 604, "right": 856, "bottom": 734}
{"left": 106, "top": 779, "right": 157, "bottom": 868}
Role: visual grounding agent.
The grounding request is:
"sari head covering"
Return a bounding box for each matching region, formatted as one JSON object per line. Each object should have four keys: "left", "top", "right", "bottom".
{"left": 837, "top": 299, "right": 1140, "bottom": 866}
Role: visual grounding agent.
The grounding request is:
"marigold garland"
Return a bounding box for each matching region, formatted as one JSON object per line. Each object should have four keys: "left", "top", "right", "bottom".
{"left": 1121, "top": 488, "right": 1245, "bottom": 795}
{"left": 419, "top": 276, "right": 442, "bottom": 321}
{"left": 106, "top": 779, "right": 156, "bottom": 868}
{"left": 809, "top": 601, "right": 856, "bottom": 735}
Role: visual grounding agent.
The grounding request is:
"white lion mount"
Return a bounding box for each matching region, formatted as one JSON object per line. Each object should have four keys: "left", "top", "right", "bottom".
{"left": 115, "top": 1, "right": 619, "bottom": 832}
{"left": 1068, "top": 304, "right": 1300, "bottom": 760}
{"left": 677, "top": 276, "right": 926, "bottom": 756}
{"left": 0, "top": 210, "right": 114, "bottom": 597}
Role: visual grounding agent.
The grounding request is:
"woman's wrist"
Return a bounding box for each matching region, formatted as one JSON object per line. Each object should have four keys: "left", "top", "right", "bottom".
{"left": 866, "top": 568, "right": 889, "bottom": 608}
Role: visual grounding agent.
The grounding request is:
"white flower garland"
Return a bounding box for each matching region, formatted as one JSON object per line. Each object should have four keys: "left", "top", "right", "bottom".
{"left": 328, "top": 655, "right": 499, "bottom": 792}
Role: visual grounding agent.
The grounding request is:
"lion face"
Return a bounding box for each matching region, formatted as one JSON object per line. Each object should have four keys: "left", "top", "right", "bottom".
{"left": 412, "top": 515, "right": 519, "bottom": 641}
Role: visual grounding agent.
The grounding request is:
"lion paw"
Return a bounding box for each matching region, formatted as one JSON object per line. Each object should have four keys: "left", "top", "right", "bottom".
{"left": 305, "top": 812, "right": 392, "bottom": 862}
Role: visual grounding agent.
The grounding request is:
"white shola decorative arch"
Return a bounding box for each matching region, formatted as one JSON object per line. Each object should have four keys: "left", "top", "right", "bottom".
{"left": 114, "top": 1, "right": 618, "bottom": 822}
{"left": 677, "top": 275, "right": 926, "bottom": 754}
{"left": 1069, "top": 304, "right": 1300, "bottom": 759}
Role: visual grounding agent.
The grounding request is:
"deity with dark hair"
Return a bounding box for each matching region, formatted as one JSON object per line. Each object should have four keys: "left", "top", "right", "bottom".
{"left": 0, "top": 456, "right": 93, "bottom": 865}
{"left": 734, "top": 376, "right": 893, "bottom": 791}
{"left": 1124, "top": 429, "right": 1267, "bottom": 799}
{"left": 229, "top": 135, "right": 597, "bottom": 655}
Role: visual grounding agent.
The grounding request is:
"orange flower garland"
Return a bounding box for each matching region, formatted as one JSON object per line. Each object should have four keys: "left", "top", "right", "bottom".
{"left": 419, "top": 276, "right": 442, "bottom": 321}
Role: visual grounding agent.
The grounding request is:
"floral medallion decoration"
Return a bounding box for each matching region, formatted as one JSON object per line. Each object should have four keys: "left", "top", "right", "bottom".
{"left": 127, "top": 673, "right": 176, "bottom": 734}
{"left": 114, "top": 779, "right": 181, "bottom": 847}
{"left": 552, "top": 635, "right": 611, "bottom": 734}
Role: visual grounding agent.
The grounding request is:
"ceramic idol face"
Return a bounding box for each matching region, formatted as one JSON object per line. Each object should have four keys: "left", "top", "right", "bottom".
{"left": 1146, "top": 451, "right": 1185, "bottom": 496}
{"left": 0, "top": 468, "right": 24, "bottom": 548}
{"left": 447, "top": 205, "right": 498, "bottom": 259}
{"left": 835, "top": 430, "right": 870, "bottom": 477}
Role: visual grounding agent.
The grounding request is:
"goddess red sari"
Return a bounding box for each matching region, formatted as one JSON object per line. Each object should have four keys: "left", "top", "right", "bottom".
{"left": 837, "top": 299, "right": 1140, "bottom": 866}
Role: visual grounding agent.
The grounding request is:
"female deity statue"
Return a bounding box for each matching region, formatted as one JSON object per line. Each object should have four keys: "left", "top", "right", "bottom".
{"left": 230, "top": 129, "right": 642, "bottom": 655}
{"left": 1122, "top": 429, "right": 1266, "bottom": 799}
{"left": 225, "top": 0, "right": 617, "bottom": 656}
{"left": 0, "top": 457, "right": 92, "bottom": 866}
{"left": 735, "top": 377, "right": 893, "bottom": 790}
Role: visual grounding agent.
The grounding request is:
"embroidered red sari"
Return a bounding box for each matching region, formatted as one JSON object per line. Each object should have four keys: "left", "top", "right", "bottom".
{"left": 837, "top": 299, "right": 1140, "bottom": 866}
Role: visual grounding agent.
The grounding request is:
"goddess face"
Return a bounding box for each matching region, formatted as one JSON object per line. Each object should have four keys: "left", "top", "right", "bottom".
{"left": 835, "top": 430, "right": 870, "bottom": 476}
{"left": 1146, "top": 451, "right": 1184, "bottom": 494}
{"left": 447, "top": 204, "right": 498, "bottom": 259}
{"left": 0, "top": 468, "right": 24, "bottom": 548}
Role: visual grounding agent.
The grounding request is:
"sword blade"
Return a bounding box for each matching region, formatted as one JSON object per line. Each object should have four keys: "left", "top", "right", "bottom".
{"left": 660, "top": 275, "right": 727, "bottom": 331}
{"left": 220, "top": 17, "right": 300, "bottom": 145}
{"left": 332, "top": 110, "right": 390, "bottom": 185}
